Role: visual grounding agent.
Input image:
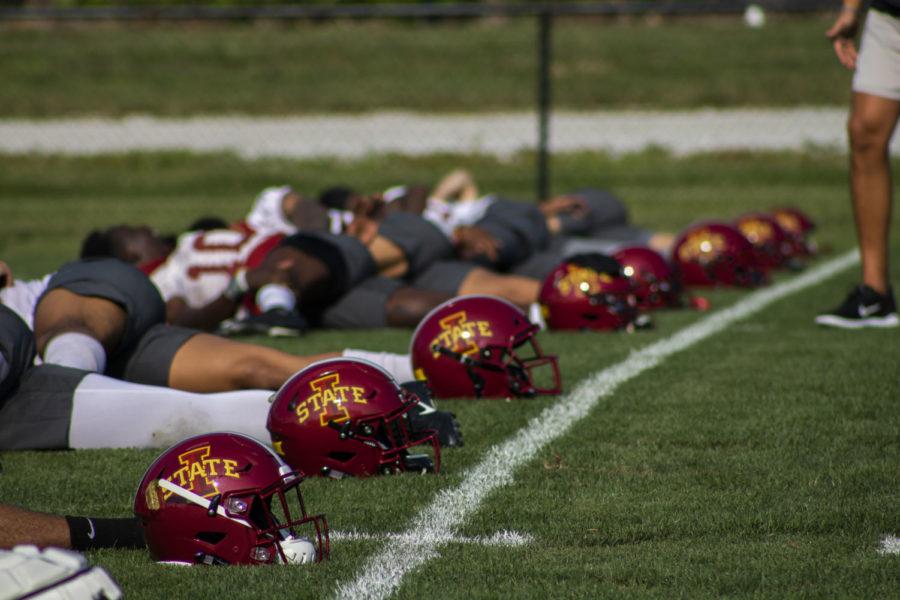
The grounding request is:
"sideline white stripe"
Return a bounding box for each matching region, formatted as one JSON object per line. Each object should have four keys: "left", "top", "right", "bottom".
{"left": 336, "top": 250, "right": 859, "bottom": 600}
{"left": 331, "top": 529, "right": 533, "bottom": 547}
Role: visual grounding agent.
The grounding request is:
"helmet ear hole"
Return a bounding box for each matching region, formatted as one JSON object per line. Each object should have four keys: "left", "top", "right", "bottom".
{"left": 326, "top": 451, "right": 357, "bottom": 463}
{"left": 195, "top": 531, "right": 227, "bottom": 545}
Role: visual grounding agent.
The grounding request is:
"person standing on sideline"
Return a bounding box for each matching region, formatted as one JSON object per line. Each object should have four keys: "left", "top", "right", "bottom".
{"left": 817, "top": 0, "right": 900, "bottom": 328}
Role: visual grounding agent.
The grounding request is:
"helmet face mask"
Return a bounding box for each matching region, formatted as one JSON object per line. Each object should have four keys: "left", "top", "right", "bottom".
{"left": 268, "top": 358, "right": 441, "bottom": 477}
{"left": 411, "top": 295, "right": 561, "bottom": 399}
{"left": 134, "top": 432, "right": 329, "bottom": 566}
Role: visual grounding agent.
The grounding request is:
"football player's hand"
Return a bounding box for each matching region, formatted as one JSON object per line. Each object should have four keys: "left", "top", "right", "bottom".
{"left": 540, "top": 195, "right": 588, "bottom": 217}
{"left": 0, "top": 545, "right": 122, "bottom": 600}
{"left": 453, "top": 226, "right": 500, "bottom": 262}
{"left": 0, "top": 261, "right": 11, "bottom": 289}
{"left": 348, "top": 194, "right": 387, "bottom": 220}
{"left": 826, "top": 7, "right": 859, "bottom": 69}
{"left": 246, "top": 257, "right": 294, "bottom": 290}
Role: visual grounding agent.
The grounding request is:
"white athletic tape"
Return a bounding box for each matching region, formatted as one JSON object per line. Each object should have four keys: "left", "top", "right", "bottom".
{"left": 331, "top": 529, "right": 533, "bottom": 547}
{"left": 336, "top": 250, "right": 859, "bottom": 600}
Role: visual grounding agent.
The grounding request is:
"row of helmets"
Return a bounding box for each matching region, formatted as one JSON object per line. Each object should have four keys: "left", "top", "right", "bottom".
{"left": 132, "top": 207, "right": 816, "bottom": 567}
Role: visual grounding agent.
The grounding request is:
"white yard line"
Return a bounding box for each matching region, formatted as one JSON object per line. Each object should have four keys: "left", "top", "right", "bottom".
{"left": 331, "top": 529, "right": 533, "bottom": 547}
{"left": 878, "top": 535, "right": 900, "bottom": 555}
{"left": 4, "top": 108, "right": 895, "bottom": 159}
{"left": 335, "top": 249, "right": 860, "bottom": 600}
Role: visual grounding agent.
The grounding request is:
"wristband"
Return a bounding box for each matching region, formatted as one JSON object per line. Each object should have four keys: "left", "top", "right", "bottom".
{"left": 65, "top": 516, "right": 146, "bottom": 551}
{"left": 223, "top": 268, "right": 249, "bottom": 302}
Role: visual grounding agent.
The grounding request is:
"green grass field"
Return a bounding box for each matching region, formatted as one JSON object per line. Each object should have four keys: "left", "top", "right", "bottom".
{"left": 0, "top": 15, "right": 852, "bottom": 116}
{"left": 0, "top": 148, "right": 898, "bottom": 598}
{"left": 1, "top": 8, "right": 898, "bottom": 599}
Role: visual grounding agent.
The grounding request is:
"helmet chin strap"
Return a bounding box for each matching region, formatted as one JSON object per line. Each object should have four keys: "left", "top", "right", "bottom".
{"left": 155, "top": 479, "right": 253, "bottom": 529}
{"left": 433, "top": 345, "right": 487, "bottom": 398}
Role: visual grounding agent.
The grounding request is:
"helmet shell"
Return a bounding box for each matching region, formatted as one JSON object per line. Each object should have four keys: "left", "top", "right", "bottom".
{"left": 410, "top": 295, "right": 561, "bottom": 399}
{"left": 672, "top": 221, "right": 767, "bottom": 287}
{"left": 134, "top": 432, "right": 328, "bottom": 565}
{"left": 539, "top": 256, "right": 638, "bottom": 329}
{"left": 734, "top": 213, "right": 792, "bottom": 269}
{"left": 613, "top": 246, "right": 683, "bottom": 309}
{"left": 771, "top": 207, "right": 817, "bottom": 257}
{"left": 267, "top": 358, "right": 440, "bottom": 477}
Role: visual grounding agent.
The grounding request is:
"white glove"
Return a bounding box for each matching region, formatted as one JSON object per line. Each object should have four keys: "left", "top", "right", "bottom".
{"left": 0, "top": 545, "right": 121, "bottom": 600}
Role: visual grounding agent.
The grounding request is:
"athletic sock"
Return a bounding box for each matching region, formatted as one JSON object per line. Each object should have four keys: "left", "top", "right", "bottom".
{"left": 43, "top": 333, "right": 107, "bottom": 373}
{"left": 69, "top": 374, "right": 273, "bottom": 449}
{"left": 341, "top": 349, "right": 414, "bottom": 383}
{"left": 256, "top": 284, "right": 296, "bottom": 313}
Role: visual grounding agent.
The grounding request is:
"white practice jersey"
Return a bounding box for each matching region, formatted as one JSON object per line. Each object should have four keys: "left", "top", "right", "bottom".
{"left": 246, "top": 185, "right": 297, "bottom": 235}
{"left": 149, "top": 226, "right": 284, "bottom": 308}
{"left": 422, "top": 195, "right": 496, "bottom": 239}
{"left": 0, "top": 275, "right": 51, "bottom": 330}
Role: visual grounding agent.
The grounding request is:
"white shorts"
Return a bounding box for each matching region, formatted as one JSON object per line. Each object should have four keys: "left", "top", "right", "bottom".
{"left": 853, "top": 9, "right": 900, "bottom": 101}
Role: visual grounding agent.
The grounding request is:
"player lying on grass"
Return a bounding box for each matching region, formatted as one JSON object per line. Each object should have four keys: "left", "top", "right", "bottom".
{"left": 0, "top": 257, "right": 384, "bottom": 392}
{"left": 303, "top": 169, "right": 674, "bottom": 282}
{"left": 81, "top": 199, "right": 544, "bottom": 335}
{"left": 217, "top": 182, "right": 655, "bottom": 331}
{"left": 0, "top": 298, "right": 460, "bottom": 451}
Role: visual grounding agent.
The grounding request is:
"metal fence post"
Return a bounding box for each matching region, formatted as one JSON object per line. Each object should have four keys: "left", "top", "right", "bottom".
{"left": 536, "top": 9, "right": 552, "bottom": 202}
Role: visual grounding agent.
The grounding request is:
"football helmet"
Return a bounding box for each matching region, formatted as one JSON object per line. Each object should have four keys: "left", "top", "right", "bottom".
{"left": 539, "top": 253, "right": 641, "bottom": 330}
{"left": 267, "top": 358, "right": 441, "bottom": 477}
{"left": 613, "top": 246, "right": 683, "bottom": 309}
{"left": 734, "top": 212, "right": 792, "bottom": 270}
{"left": 771, "top": 207, "right": 817, "bottom": 257}
{"left": 134, "top": 432, "right": 328, "bottom": 566}
{"left": 410, "top": 295, "right": 561, "bottom": 399}
{"left": 672, "top": 221, "right": 767, "bottom": 287}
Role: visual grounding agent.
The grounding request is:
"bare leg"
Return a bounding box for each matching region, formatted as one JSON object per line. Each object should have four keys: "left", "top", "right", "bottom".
{"left": 847, "top": 92, "right": 900, "bottom": 294}
{"left": 168, "top": 332, "right": 338, "bottom": 392}
{"left": 33, "top": 290, "right": 126, "bottom": 358}
{"left": 457, "top": 267, "right": 540, "bottom": 309}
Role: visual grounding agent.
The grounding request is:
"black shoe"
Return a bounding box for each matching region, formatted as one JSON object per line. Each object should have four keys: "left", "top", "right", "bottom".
{"left": 815, "top": 285, "right": 899, "bottom": 329}
{"left": 218, "top": 308, "right": 308, "bottom": 337}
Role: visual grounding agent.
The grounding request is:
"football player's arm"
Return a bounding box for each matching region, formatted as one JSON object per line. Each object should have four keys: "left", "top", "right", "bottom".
{"left": 430, "top": 169, "right": 480, "bottom": 202}
{"left": 0, "top": 504, "right": 145, "bottom": 551}
{"left": 0, "top": 260, "right": 12, "bottom": 288}
{"left": 826, "top": 0, "right": 861, "bottom": 69}
{"left": 165, "top": 295, "right": 240, "bottom": 331}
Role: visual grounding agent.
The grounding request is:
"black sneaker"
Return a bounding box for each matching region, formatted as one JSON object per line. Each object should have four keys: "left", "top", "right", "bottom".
{"left": 218, "top": 308, "right": 308, "bottom": 337}
{"left": 815, "top": 285, "right": 899, "bottom": 329}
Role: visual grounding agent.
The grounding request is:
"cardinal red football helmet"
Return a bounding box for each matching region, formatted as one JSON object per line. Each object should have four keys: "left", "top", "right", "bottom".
{"left": 771, "top": 207, "right": 817, "bottom": 258}
{"left": 410, "top": 295, "right": 561, "bottom": 399}
{"left": 673, "top": 222, "right": 767, "bottom": 287}
{"left": 267, "top": 358, "right": 440, "bottom": 478}
{"left": 134, "top": 432, "right": 328, "bottom": 566}
{"left": 613, "top": 246, "right": 683, "bottom": 309}
{"left": 734, "top": 213, "right": 792, "bottom": 270}
{"left": 539, "top": 253, "right": 641, "bottom": 329}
